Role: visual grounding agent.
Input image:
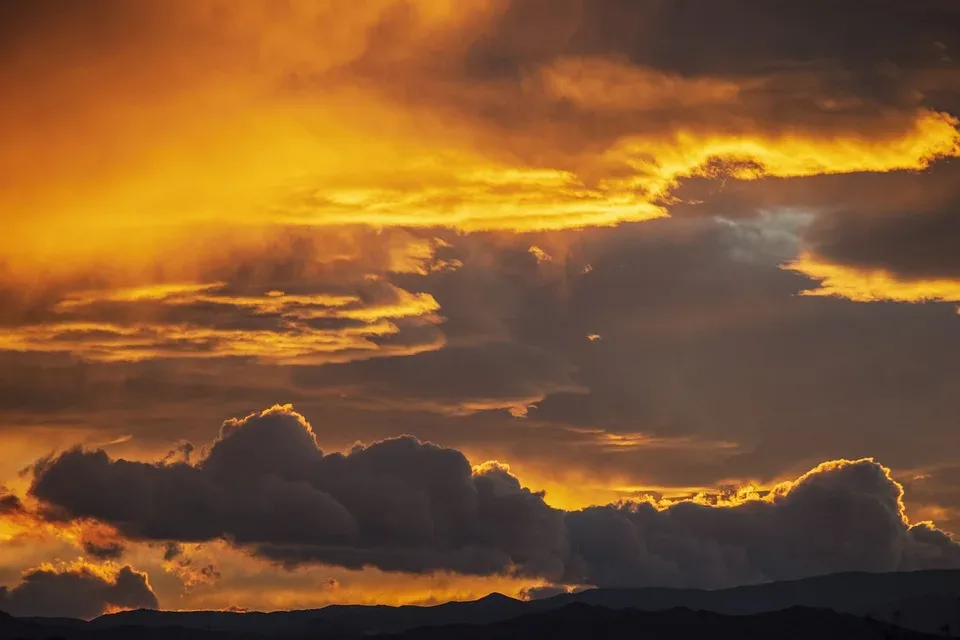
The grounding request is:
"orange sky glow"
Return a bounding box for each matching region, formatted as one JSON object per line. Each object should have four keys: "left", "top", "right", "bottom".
{"left": 2, "top": 0, "right": 960, "bottom": 617}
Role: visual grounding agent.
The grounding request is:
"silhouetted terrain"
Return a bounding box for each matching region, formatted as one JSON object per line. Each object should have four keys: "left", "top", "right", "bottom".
{"left": 0, "top": 605, "right": 947, "bottom": 640}
{"left": 3, "top": 570, "right": 960, "bottom": 639}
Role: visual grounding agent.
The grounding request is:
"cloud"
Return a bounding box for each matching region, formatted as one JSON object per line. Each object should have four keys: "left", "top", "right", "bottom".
{"left": 0, "top": 562, "right": 157, "bottom": 619}
{"left": 27, "top": 406, "right": 960, "bottom": 588}
{"left": 785, "top": 253, "right": 960, "bottom": 304}
{"left": 563, "top": 459, "right": 960, "bottom": 588}
{"left": 528, "top": 246, "right": 553, "bottom": 264}
{"left": 165, "top": 556, "right": 222, "bottom": 591}
{"left": 161, "top": 542, "right": 184, "bottom": 562}
{"left": 0, "top": 488, "right": 24, "bottom": 515}
{"left": 0, "top": 280, "right": 444, "bottom": 364}
{"left": 2, "top": 0, "right": 960, "bottom": 610}
{"left": 519, "top": 584, "right": 578, "bottom": 600}
{"left": 801, "top": 195, "right": 960, "bottom": 281}
{"left": 81, "top": 540, "right": 125, "bottom": 561}
{"left": 0, "top": 228, "right": 452, "bottom": 365}
{"left": 781, "top": 181, "right": 960, "bottom": 305}
{"left": 6, "top": 218, "right": 960, "bottom": 511}
{"left": 1, "top": 0, "right": 957, "bottom": 285}
{"left": 30, "top": 405, "right": 568, "bottom": 579}
{"left": 291, "top": 341, "right": 585, "bottom": 416}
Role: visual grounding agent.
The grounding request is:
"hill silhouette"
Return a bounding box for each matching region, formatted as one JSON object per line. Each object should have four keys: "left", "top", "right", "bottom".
{"left": 3, "top": 570, "right": 959, "bottom": 639}
{"left": 0, "top": 604, "right": 948, "bottom": 640}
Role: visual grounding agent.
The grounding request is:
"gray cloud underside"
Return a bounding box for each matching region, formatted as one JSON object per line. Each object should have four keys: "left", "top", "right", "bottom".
{"left": 29, "top": 406, "right": 960, "bottom": 589}
{"left": 0, "top": 566, "right": 157, "bottom": 620}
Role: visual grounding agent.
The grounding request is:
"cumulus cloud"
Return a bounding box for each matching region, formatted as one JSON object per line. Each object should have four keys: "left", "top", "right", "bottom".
{"left": 0, "top": 563, "right": 157, "bottom": 619}
{"left": 31, "top": 405, "right": 568, "bottom": 578}
{"left": 563, "top": 460, "right": 960, "bottom": 588}
{"left": 27, "top": 406, "right": 960, "bottom": 589}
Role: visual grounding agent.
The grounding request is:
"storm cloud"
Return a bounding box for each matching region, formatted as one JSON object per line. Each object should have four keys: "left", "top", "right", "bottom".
{"left": 29, "top": 406, "right": 960, "bottom": 589}
{"left": 0, "top": 564, "right": 157, "bottom": 619}
{"left": 31, "top": 405, "right": 568, "bottom": 578}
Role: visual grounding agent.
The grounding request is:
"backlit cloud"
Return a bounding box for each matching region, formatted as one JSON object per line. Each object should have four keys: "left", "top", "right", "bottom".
{"left": 0, "top": 281, "right": 443, "bottom": 364}
{"left": 27, "top": 405, "right": 960, "bottom": 589}
{"left": 0, "top": 560, "right": 157, "bottom": 619}
{"left": 786, "top": 253, "right": 960, "bottom": 304}
{"left": 1, "top": 0, "right": 957, "bottom": 280}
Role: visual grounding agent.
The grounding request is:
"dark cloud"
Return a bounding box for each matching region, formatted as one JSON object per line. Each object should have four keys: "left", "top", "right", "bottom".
{"left": 804, "top": 197, "right": 960, "bottom": 279}
{"left": 564, "top": 460, "right": 960, "bottom": 588}
{"left": 474, "top": 220, "right": 960, "bottom": 483}
{"left": 0, "top": 488, "right": 24, "bottom": 515}
{"left": 665, "top": 159, "right": 960, "bottom": 284}
{"left": 355, "top": 0, "right": 960, "bottom": 170}
{"left": 31, "top": 406, "right": 568, "bottom": 578}
{"left": 81, "top": 540, "right": 125, "bottom": 561}
{"left": 668, "top": 161, "right": 960, "bottom": 222}
{"left": 468, "top": 0, "right": 959, "bottom": 85}
{"left": 0, "top": 565, "right": 157, "bottom": 619}
{"left": 292, "top": 341, "right": 584, "bottom": 414}
{"left": 8, "top": 217, "right": 960, "bottom": 495}
{"left": 161, "top": 542, "right": 184, "bottom": 562}
{"left": 27, "top": 406, "right": 960, "bottom": 588}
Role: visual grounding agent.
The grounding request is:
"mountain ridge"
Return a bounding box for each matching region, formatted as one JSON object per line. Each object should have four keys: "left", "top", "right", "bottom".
{"left": 7, "top": 569, "right": 960, "bottom": 637}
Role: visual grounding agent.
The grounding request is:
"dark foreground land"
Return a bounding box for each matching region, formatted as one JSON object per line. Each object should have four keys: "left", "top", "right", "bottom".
{"left": 3, "top": 570, "right": 960, "bottom": 639}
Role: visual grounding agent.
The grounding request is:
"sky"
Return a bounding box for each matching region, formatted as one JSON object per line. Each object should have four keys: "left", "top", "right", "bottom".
{"left": 2, "top": 0, "right": 960, "bottom": 619}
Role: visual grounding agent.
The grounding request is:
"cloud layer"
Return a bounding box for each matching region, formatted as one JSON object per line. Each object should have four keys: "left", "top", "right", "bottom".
{"left": 1, "top": 0, "right": 957, "bottom": 279}
{"left": 29, "top": 406, "right": 960, "bottom": 589}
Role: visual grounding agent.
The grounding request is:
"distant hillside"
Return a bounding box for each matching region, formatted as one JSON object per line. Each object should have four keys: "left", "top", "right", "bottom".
{"left": 0, "top": 604, "right": 948, "bottom": 640}
{"left": 388, "top": 605, "right": 944, "bottom": 640}
{"left": 5, "top": 570, "right": 960, "bottom": 638}
{"left": 547, "top": 569, "right": 960, "bottom": 634}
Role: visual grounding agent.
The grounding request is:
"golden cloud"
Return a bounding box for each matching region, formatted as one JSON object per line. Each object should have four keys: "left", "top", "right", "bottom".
{"left": 0, "top": 281, "right": 444, "bottom": 364}
{"left": 786, "top": 252, "right": 960, "bottom": 303}
{"left": 0, "top": 1, "right": 956, "bottom": 282}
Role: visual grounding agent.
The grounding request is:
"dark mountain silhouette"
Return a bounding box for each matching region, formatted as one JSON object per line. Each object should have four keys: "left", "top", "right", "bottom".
{"left": 385, "top": 605, "right": 944, "bottom": 640}
{"left": 0, "top": 604, "right": 948, "bottom": 640}
{"left": 3, "top": 570, "right": 959, "bottom": 638}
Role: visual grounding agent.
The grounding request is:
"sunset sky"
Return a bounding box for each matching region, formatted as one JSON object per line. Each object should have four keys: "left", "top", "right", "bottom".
{"left": 2, "top": 0, "right": 960, "bottom": 619}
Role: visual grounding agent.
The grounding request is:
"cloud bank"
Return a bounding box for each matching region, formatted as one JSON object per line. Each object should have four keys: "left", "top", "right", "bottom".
{"left": 29, "top": 406, "right": 960, "bottom": 589}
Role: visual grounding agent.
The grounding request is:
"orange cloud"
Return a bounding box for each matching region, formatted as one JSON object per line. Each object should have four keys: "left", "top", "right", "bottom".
{"left": 0, "top": 282, "right": 444, "bottom": 364}
{"left": 0, "top": 493, "right": 123, "bottom": 556}
{"left": 786, "top": 252, "right": 960, "bottom": 303}
{"left": 604, "top": 110, "right": 959, "bottom": 201}
{"left": 1, "top": 2, "right": 957, "bottom": 284}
